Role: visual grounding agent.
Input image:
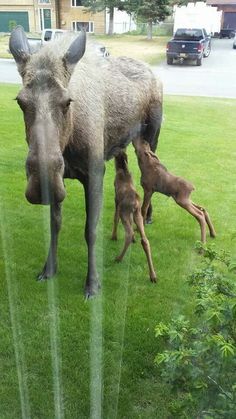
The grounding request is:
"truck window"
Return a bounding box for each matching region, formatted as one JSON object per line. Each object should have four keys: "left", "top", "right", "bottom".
{"left": 55, "top": 32, "right": 64, "bottom": 40}
{"left": 44, "top": 30, "right": 52, "bottom": 42}
{"left": 174, "top": 29, "right": 203, "bottom": 41}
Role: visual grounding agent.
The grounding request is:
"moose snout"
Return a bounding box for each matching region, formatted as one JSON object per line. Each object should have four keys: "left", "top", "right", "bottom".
{"left": 25, "top": 154, "right": 66, "bottom": 205}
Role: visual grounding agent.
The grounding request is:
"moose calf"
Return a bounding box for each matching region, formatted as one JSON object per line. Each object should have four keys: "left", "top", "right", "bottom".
{"left": 134, "top": 138, "right": 216, "bottom": 243}
{"left": 111, "top": 151, "right": 157, "bottom": 283}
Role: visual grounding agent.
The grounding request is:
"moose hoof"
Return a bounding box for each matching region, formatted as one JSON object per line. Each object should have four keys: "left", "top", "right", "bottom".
{"left": 84, "top": 281, "right": 101, "bottom": 299}
{"left": 37, "top": 265, "right": 57, "bottom": 281}
{"left": 111, "top": 235, "right": 117, "bottom": 241}
{"left": 145, "top": 218, "right": 153, "bottom": 225}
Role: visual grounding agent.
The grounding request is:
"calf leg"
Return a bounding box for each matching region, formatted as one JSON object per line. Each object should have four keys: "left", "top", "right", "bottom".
{"left": 115, "top": 213, "right": 133, "bottom": 262}
{"left": 38, "top": 202, "right": 62, "bottom": 280}
{"left": 192, "top": 202, "right": 216, "bottom": 238}
{"left": 146, "top": 203, "right": 153, "bottom": 225}
{"left": 141, "top": 190, "right": 153, "bottom": 223}
{"left": 111, "top": 200, "right": 119, "bottom": 241}
{"left": 175, "top": 198, "right": 207, "bottom": 243}
{"left": 143, "top": 100, "right": 162, "bottom": 222}
{"left": 134, "top": 210, "right": 157, "bottom": 282}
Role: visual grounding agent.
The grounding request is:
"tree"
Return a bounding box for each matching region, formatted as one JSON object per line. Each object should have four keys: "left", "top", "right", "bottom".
{"left": 82, "top": 0, "right": 121, "bottom": 35}
{"left": 120, "top": 0, "right": 171, "bottom": 39}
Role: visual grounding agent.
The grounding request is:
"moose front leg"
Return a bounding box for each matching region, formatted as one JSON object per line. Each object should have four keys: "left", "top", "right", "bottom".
{"left": 37, "top": 202, "right": 62, "bottom": 280}
{"left": 83, "top": 166, "right": 104, "bottom": 298}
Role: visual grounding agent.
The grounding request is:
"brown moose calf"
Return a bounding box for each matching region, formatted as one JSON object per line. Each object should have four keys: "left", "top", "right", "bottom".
{"left": 111, "top": 151, "right": 157, "bottom": 282}
{"left": 134, "top": 139, "right": 216, "bottom": 243}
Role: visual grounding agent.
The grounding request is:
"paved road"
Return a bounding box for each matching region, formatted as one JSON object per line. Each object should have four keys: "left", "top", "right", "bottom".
{"left": 0, "top": 38, "right": 236, "bottom": 98}
{"left": 153, "top": 38, "right": 236, "bottom": 98}
{"left": 0, "top": 58, "right": 21, "bottom": 84}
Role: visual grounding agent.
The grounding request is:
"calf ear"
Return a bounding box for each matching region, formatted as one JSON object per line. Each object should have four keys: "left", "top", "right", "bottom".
{"left": 63, "top": 30, "right": 86, "bottom": 73}
{"left": 9, "top": 26, "right": 31, "bottom": 68}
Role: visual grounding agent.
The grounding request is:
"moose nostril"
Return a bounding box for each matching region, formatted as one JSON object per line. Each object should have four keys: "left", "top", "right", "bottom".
{"left": 26, "top": 156, "right": 38, "bottom": 176}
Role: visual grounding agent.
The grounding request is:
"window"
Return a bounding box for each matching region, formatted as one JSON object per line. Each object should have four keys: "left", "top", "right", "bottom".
{"left": 71, "top": 0, "right": 82, "bottom": 6}
{"left": 72, "top": 21, "right": 94, "bottom": 33}
{"left": 44, "top": 29, "right": 52, "bottom": 41}
{"left": 38, "top": 0, "right": 50, "bottom": 4}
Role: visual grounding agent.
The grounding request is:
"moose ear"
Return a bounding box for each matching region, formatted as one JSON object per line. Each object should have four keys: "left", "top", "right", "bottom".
{"left": 9, "top": 26, "right": 31, "bottom": 67}
{"left": 63, "top": 30, "right": 86, "bottom": 73}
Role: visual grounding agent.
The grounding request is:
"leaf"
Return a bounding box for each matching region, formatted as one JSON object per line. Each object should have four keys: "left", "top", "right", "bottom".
{"left": 220, "top": 343, "right": 235, "bottom": 358}
{"left": 229, "top": 261, "right": 236, "bottom": 272}
{"left": 154, "top": 352, "right": 168, "bottom": 365}
{"left": 155, "top": 322, "right": 169, "bottom": 338}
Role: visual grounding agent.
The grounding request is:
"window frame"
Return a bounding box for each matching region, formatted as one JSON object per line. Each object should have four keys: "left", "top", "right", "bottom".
{"left": 72, "top": 21, "right": 94, "bottom": 33}
{"left": 71, "top": 0, "right": 83, "bottom": 7}
{"left": 38, "top": 0, "right": 51, "bottom": 4}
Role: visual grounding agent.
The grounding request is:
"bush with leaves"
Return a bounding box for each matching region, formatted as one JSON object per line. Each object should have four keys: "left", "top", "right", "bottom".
{"left": 155, "top": 243, "right": 236, "bottom": 418}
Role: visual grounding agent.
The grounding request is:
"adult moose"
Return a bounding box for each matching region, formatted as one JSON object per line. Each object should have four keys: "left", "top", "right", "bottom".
{"left": 9, "top": 26, "right": 163, "bottom": 297}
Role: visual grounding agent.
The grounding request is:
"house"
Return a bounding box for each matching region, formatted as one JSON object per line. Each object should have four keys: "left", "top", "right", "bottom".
{"left": 59, "top": 0, "right": 105, "bottom": 34}
{"left": 0, "top": 0, "right": 105, "bottom": 34}
{"left": 0, "top": 0, "right": 57, "bottom": 33}
{"left": 0, "top": 0, "right": 135, "bottom": 34}
{"left": 207, "top": 0, "right": 236, "bottom": 31}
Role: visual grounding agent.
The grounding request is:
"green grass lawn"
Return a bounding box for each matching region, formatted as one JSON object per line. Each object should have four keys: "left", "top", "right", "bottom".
{"left": 0, "top": 83, "right": 236, "bottom": 418}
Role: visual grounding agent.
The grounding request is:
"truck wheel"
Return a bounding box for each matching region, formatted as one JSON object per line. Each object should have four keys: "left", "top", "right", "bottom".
{"left": 203, "top": 46, "right": 211, "bottom": 57}
{"left": 167, "top": 57, "right": 173, "bottom": 65}
{"left": 196, "top": 57, "right": 202, "bottom": 66}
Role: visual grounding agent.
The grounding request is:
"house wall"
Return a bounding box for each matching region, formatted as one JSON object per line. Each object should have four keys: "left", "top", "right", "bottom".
{"left": 0, "top": 0, "right": 57, "bottom": 32}
{"left": 214, "top": 5, "right": 236, "bottom": 29}
{"left": 206, "top": 1, "right": 236, "bottom": 30}
{"left": 59, "top": 0, "right": 106, "bottom": 34}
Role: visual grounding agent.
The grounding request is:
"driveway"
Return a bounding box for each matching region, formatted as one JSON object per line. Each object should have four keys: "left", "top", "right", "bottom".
{"left": 0, "top": 38, "right": 236, "bottom": 98}
{"left": 153, "top": 38, "right": 236, "bottom": 98}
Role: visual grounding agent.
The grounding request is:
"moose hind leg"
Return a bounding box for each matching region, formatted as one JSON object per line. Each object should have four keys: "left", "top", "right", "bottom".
{"left": 37, "top": 202, "right": 62, "bottom": 281}
{"left": 176, "top": 198, "right": 207, "bottom": 243}
{"left": 141, "top": 190, "right": 153, "bottom": 224}
{"left": 192, "top": 202, "right": 216, "bottom": 238}
{"left": 115, "top": 213, "right": 133, "bottom": 262}
{"left": 143, "top": 101, "right": 162, "bottom": 223}
{"left": 134, "top": 210, "right": 157, "bottom": 282}
{"left": 111, "top": 201, "right": 119, "bottom": 241}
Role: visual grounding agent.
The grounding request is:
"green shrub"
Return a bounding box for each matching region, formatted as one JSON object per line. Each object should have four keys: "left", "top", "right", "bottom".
{"left": 155, "top": 243, "right": 236, "bottom": 417}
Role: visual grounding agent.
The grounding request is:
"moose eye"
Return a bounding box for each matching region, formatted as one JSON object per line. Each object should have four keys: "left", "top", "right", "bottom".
{"left": 65, "top": 98, "right": 72, "bottom": 108}
{"left": 61, "top": 98, "right": 72, "bottom": 114}
{"left": 16, "top": 96, "right": 28, "bottom": 111}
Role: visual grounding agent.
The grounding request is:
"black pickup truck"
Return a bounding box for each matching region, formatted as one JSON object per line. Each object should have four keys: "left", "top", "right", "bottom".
{"left": 166, "top": 28, "right": 211, "bottom": 66}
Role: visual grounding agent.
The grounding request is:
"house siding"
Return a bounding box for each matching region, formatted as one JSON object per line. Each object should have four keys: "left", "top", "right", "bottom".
{"left": 0, "top": 0, "right": 57, "bottom": 32}
{"left": 59, "top": 1, "right": 106, "bottom": 34}
{"left": 207, "top": 1, "right": 236, "bottom": 29}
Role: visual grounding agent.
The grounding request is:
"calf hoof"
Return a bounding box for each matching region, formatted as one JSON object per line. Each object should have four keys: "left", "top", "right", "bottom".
{"left": 37, "top": 264, "right": 57, "bottom": 281}
{"left": 84, "top": 281, "right": 101, "bottom": 299}
{"left": 150, "top": 275, "right": 157, "bottom": 283}
{"left": 115, "top": 256, "right": 122, "bottom": 263}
